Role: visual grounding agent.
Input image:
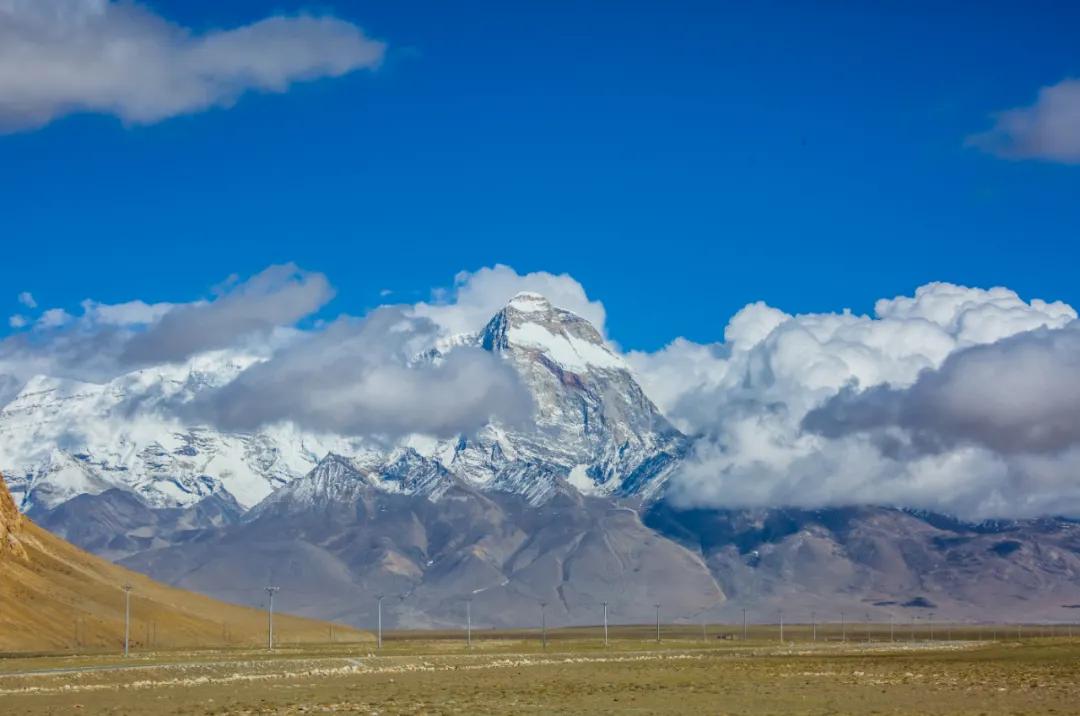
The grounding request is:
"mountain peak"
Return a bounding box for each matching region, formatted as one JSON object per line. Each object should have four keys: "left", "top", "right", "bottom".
{"left": 481, "top": 293, "right": 626, "bottom": 375}
{"left": 505, "top": 291, "right": 553, "bottom": 313}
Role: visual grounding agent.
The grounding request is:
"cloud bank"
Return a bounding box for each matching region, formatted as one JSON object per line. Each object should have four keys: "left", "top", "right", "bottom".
{"left": 0, "top": 0, "right": 385, "bottom": 133}
{"left": 4, "top": 264, "right": 1080, "bottom": 518}
{"left": 0, "top": 263, "right": 540, "bottom": 440}
{"left": 120, "top": 263, "right": 333, "bottom": 365}
{"left": 182, "top": 308, "right": 532, "bottom": 440}
{"left": 968, "top": 78, "right": 1080, "bottom": 163}
{"left": 629, "top": 283, "right": 1080, "bottom": 520}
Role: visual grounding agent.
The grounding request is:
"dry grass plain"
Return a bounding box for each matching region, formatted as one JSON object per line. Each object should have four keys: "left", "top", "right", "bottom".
{"left": 1, "top": 628, "right": 1078, "bottom": 715}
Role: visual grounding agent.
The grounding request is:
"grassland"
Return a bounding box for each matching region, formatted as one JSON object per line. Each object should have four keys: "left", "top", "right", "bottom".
{"left": 1, "top": 627, "right": 1078, "bottom": 715}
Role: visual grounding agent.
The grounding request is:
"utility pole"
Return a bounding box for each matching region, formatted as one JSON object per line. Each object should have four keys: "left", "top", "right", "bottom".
{"left": 778, "top": 610, "right": 784, "bottom": 642}
{"left": 811, "top": 611, "right": 817, "bottom": 642}
{"left": 742, "top": 608, "right": 748, "bottom": 641}
{"left": 602, "top": 601, "right": 609, "bottom": 647}
{"left": 540, "top": 602, "right": 547, "bottom": 650}
{"left": 265, "top": 586, "right": 280, "bottom": 651}
{"left": 466, "top": 599, "right": 472, "bottom": 649}
{"left": 122, "top": 584, "right": 133, "bottom": 657}
{"left": 375, "top": 595, "right": 384, "bottom": 650}
{"left": 654, "top": 603, "right": 661, "bottom": 643}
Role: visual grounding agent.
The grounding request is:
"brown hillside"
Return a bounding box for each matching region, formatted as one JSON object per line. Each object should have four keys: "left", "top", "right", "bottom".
{"left": 0, "top": 473, "right": 371, "bottom": 652}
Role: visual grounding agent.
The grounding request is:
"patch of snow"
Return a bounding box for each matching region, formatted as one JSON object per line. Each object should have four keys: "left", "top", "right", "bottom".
{"left": 567, "top": 464, "right": 599, "bottom": 495}
{"left": 507, "top": 292, "right": 550, "bottom": 313}
{"left": 507, "top": 323, "right": 625, "bottom": 372}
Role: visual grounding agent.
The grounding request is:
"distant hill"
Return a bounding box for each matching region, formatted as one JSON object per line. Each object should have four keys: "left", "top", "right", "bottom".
{"left": 0, "top": 472, "right": 371, "bottom": 652}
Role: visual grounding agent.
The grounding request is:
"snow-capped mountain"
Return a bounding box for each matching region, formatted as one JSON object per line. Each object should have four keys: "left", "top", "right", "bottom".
{"left": 0, "top": 292, "right": 686, "bottom": 538}
{"left": 0, "top": 357, "right": 364, "bottom": 514}
{"left": 8, "top": 291, "right": 1080, "bottom": 628}
{"left": 435, "top": 291, "right": 687, "bottom": 503}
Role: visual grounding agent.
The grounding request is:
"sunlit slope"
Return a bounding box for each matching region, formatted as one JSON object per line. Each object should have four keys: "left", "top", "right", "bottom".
{"left": 0, "top": 473, "right": 371, "bottom": 652}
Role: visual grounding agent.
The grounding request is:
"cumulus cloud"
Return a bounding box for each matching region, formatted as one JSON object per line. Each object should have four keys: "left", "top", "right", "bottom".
{"left": 181, "top": 308, "right": 533, "bottom": 439}
{"left": 0, "top": 0, "right": 386, "bottom": 133}
{"left": 629, "top": 282, "right": 1080, "bottom": 520}
{"left": 36, "top": 308, "right": 73, "bottom": 329}
{"left": 412, "top": 264, "right": 607, "bottom": 337}
{"left": 967, "top": 78, "right": 1080, "bottom": 163}
{"left": 16, "top": 292, "right": 36, "bottom": 309}
{"left": 7, "top": 315, "right": 27, "bottom": 329}
{"left": 119, "top": 263, "right": 333, "bottom": 365}
{"left": 0, "top": 263, "right": 331, "bottom": 393}
{"left": 805, "top": 325, "right": 1080, "bottom": 455}
{"left": 0, "top": 263, "right": 536, "bottom": 440}
{"left": 79, "top": 298, "right": 174, "bottom": 326}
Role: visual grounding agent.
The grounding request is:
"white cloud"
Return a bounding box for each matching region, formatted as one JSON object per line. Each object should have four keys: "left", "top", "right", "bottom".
{"left": 0, "top": 0, "right": 386, "bottom": 133}
{"left": 119, "top": 263, "right": 334, "bottom": 365}
{"left": 0, "top": 264, "right": 331, "bottom": 389}
{"left": 6, "top": 265, "right": 1080, "bottom": 519}
{"left": 0, "top": 264, "right": 535, "bottom": 440}
{"left": 7, "top": 315, "right": 27, "bottom": 329}
{"left": 629, "top": 282, "right": 1080, "bottom": 520}
{"left": 967, "top": 78, "right": 1080, "bottom": 163}
{"left": 181, "top": 308, "right": 532, "bottom": 440}
{"left": 79, "top": 298, "right": 175, "bottom": 326}
{"left": 806, "top": 324, "right": 1080, "bottom": 455}
{"left": 16, "top": 292, "right": 36, "bottom": 309}
{"left": 412, "top": 264, "right": 607, "bottom": 337}
{"left": 36, "top": 308, "right": 73, "bottom": 328}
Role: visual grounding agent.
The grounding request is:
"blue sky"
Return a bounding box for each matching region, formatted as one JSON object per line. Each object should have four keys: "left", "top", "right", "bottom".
{"left": 2, "top": 0, "right": 1079, "bottom": 350}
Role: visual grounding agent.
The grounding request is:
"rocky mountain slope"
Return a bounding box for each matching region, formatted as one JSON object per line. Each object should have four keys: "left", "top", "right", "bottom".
{"left": 646, "top": 503, "right": 1080, "bottom": 624}
{"left": 0, "top": 472, "right": 369, "bottom": 651}
{"left": 123, "top": 449, "right": 723, "bottom": 628}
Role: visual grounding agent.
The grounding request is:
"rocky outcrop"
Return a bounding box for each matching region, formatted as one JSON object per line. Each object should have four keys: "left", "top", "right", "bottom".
{"left": 0, "top": 472, "right": 27, "bottom": 560}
